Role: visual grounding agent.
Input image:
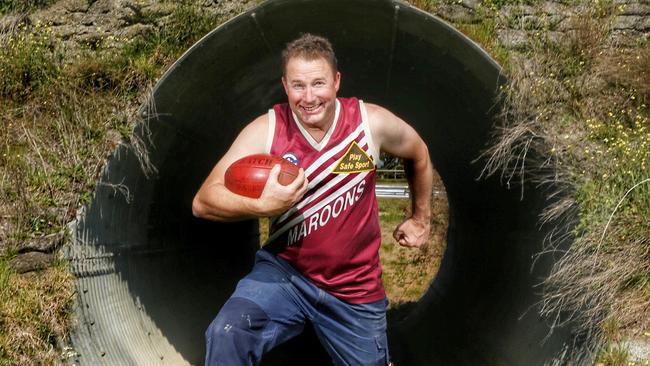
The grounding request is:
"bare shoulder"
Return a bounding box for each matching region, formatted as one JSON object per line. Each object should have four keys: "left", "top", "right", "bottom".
{"left": 364, "top": 102, "right": 393, "bottom": 120}
{"left": 230, "top": 112, "right": 269, "bottom": 150}
{"left": 363, "top": 102, "right": 425, "bottom": 157}
{"left": 218, "top": 113, "right": 270, "bottom": 166}
{"left": 242, "top": 113, "right": 269, "bottom": 136}
{"left": 363, "top": 102, "right": 406, "bottom": 143}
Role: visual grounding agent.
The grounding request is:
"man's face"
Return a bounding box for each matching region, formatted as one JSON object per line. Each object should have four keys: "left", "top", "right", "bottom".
{"left": 282, "top": 56, "right": 341, "bottom": 129}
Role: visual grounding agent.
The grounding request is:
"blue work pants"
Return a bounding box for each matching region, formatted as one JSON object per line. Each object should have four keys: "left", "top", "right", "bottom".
{"left": 204, "top": 249, "right": 390, "bottom": 366}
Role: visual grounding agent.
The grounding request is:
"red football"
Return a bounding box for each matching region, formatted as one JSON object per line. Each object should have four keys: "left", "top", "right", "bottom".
{"left": 224, "top": 154, "right": 300, "bottom": 198}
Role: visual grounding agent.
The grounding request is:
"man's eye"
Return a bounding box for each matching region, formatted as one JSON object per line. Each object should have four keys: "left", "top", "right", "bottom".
{"left": 293, "top": 84, "right": 304, "bottom": 90}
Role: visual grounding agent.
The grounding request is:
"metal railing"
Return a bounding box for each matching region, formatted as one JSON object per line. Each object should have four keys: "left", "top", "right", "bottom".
{"left": 376, "top": 168, "right": 406, "bottom": 181}
{"left": 376, "top": 184, "right": 445, "bottom": 199}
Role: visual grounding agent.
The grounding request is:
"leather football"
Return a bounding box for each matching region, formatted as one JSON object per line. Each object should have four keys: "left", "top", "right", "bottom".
{"left": 224, "top": 154, "right": 299, "bottom": 198}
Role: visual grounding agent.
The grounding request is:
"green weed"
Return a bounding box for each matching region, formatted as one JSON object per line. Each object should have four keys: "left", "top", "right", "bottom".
{"left": 457, "top": 15, "right": 510, "bottom": 68}
{"left": 0, "top": 2, "right": 236, "bottom": 364}
{"left": 597, "top": 342, "right": 630, "bottom": 366}
{"left": 406, "top": 0, "right": 441, "bottom": 13}
{"left": 0, "top": 0, "right": 55, "bottom": 14}
{"left": 481, "top": 0, "right": 534, "bottom": 11}
{"left": 468, "top": 1, "right": 648, "bottom": 361}
{"left": 0, "top": 20, "right": 62, "bottom": 100}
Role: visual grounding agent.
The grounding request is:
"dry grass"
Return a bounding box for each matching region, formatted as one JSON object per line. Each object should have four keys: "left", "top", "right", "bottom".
{"left": 0, "top": 261, "right": 74, "bottom": 365}
{"left": 1, "top": 0, "right": 646, "bottom": 363}
{"left": 472, "top": 2, "right": 649, "bottom": 364}
{"left": 0, "top": 2, "right": 232, "bottom": 363}
{"left": 378, "top": 193, "right": 448, "bottom": 308}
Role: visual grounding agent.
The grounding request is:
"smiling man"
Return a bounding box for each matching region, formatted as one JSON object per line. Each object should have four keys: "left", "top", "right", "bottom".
{"left": 193, "top": 33, "right": 433, "bottom": 366}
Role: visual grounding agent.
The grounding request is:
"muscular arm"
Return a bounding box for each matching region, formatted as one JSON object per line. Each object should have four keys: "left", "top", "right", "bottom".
{"left": 366, "top": 103, "right": 434, "bottom": 248}
{"left": 192, "top": 115, "right": 308, "bottom": 222}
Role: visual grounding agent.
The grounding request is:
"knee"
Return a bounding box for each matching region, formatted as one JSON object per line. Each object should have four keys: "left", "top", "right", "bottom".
{"left": 205, "top": 297, "right": 271, "bottom": 345}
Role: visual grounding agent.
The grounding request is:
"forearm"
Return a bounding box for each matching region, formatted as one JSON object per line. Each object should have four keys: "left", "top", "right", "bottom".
{"left": 403, "top": 144, "right": 433, "bottom": 222}
{"left": 192, "top": 183, "right": 262, "bottom": 222}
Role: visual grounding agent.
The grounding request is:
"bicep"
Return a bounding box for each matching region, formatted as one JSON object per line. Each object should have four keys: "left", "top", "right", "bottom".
{"left": 368, "top": 104, "right": 425, "bottom": 160}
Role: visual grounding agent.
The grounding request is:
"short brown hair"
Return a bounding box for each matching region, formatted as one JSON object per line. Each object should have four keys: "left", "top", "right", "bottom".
{"left": 282, "top": 33, "right": 338, "bottom": 75}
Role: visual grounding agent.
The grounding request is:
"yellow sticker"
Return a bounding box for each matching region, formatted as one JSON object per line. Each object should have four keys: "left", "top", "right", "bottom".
{"left": 333, "top": 141, "right": 375, "bottom": 174}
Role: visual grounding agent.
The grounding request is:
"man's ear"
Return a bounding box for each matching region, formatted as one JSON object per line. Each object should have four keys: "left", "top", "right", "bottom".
{"left": 281, "top": 76, "right": 289, "bottom": 95}
{"left": 334, "top": 71, "right": 341, "bottom": 92}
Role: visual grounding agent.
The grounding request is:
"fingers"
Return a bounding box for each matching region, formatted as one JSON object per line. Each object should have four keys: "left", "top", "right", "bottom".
{"left": 393, "top": 227, "right": 410, "bottom": 247}
{"left": 393, "top": 226, "right": 403, "bottom": 242}
{"left": 267, "top": 164, "right": 281, "bottom": 183}
{"left": 283, "top": 168, "right": 308, "bottom": 199}
{"left": 286, "top": 167, "right": 306, "bottom": 189}
{"left": 297, "top": 168, "right": 309, "bottom": 197}
{"left": 394, "top": 219, "right": 429, "bottom": 248}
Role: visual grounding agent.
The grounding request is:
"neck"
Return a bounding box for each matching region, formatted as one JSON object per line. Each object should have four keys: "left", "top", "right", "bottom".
{"left": 295, "top": 100, "right": 338, "bottom": 142}
{"left": 303, "top": 119, "right": 333, "bottom": 142}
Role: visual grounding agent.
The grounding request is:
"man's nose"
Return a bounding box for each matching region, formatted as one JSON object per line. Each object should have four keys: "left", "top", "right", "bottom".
{"left": 304, "top": 87, "right": 316, "bottom": 102}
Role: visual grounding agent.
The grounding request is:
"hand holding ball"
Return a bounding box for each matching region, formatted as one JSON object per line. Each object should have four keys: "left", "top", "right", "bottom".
{"left": 224, "top": 154, "right": 299, "bottom": 198}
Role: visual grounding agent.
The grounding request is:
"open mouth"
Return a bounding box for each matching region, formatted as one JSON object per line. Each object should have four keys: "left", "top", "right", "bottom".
{"left": 301, "top": 103, "right": 322, "bottom": 114}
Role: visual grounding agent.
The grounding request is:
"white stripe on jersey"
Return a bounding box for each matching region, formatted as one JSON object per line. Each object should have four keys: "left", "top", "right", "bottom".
{"left": 276, "top": 139, "right": 369, "bottom": 224}
{"left": 266, "top": 171, "right": 370, "bottom": 244}
{"left": 305, "top": 123, "right": 365, "bottom": 178}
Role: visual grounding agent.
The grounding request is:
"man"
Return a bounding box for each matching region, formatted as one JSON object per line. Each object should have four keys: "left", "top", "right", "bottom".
{"left": 193, "top": 33, "right": 433, "bottom": 366}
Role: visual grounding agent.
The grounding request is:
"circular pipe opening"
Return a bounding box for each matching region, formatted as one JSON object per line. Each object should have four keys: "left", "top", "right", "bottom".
{"left": 68, "top": 0, "right": 581, "bottom": 364}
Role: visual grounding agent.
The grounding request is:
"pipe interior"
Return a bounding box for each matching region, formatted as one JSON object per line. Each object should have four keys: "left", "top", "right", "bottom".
{"left": 68, "top": 0, "right": 579, "bottom": 365}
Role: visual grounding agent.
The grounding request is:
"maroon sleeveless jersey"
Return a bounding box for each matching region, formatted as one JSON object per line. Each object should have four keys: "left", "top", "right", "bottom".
{"left": 264, "top": 97, "right": 385, "bottom": 304}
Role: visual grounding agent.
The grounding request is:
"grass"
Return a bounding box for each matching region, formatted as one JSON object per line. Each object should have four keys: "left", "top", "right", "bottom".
{"left": 378, "top": 194, "right": 448, "bottom": 308}
{"left": 0, "top": 0, "right": 56, "bottom": 15}
{"left": 1, "top": 0, "right": 647, "bottom": 364}
{"left": 466, "top": 1, "right": 649, "bottom": 364}
{"left": 597, "top": 343, "right": 630, "bottom": 366}
{"left": 0, "top": 260, "right": 74, "bottom": 365}
{"left": 0, "top": 2, "right": 243, "bottom": 364}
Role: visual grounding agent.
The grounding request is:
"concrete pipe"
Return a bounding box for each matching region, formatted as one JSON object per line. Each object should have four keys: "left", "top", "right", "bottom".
{"left": 67, "top": 0, "right": 583, "bottom": 364}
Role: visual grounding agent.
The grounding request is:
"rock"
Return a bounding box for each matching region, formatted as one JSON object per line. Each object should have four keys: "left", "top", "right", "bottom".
{"left": 556, "top": 16, "right": 579, "bottom": 31}
{"left": 540, "top": 1, "right": 566, "bottom": 15}
{"left": 0, "top": 14, "right": 28, "bottom": 33}
{"left": 30, "top": 0, "right": 79, "bottom": 26}
{"left": 52, "top": 24, "right": 82, "bottom": 40}
{"left": 88, "top": 0, "right": 116, "bottom": 15}
{"left": 613, "top": 15, "right": 650, "bottom": 32}
{"left": 459, "top": 0, "right": 479, "bottom": 11}
{"left": 63, "top": 0, "right": 90, "bottom": 13}
{"left": 17, "top": 232, "right": 64, "bottom": 253}
{"left": 497, "top": 29, "right": 529, "bottom": 50}
{"left": 619, "top": 3, "right": 650, "bottom": 16}
{"left": 0, "top": 217, "right": 11, "bottom": 256}
{"left": 522, "top": 15, "right": 544, "bottom": 30}
{"left": 106, "top": 129, "right": 123, "bottom": 150}
{"left": 141, "top": 2, "right": 174, "bottom": 19}
{"left": 624, "top": 338, "right": 650, "bottom": 362}
{"left": 9, "top": 252, "right": 55, "bottom": 273}
{"left": 544, "top": 31, "right": 570, "bottom": 46}
{"left": 436, "top": 4, "right": 478, "bottom": 24}
{"left": 46, "top": 207, "right": 68, "bottom": 221}
{"left": 610, "top": 29, "right": 648, "bottom": 46}
{"left": 640, "top": 16, "right": 650, "bottom": 32}
{"left": 117, "top": 23, "right": 155, "bottom": 40}
{"left": 502, "top": 4, "right": 535, "bottom": 17}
